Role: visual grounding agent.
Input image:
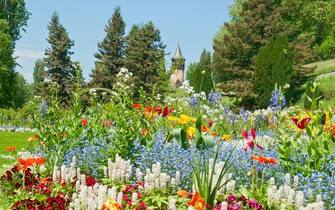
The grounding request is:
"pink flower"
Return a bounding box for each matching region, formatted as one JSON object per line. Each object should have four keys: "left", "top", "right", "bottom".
{"left": 242, "top": 129, "right": 263, "bottom": 152}
{"left": 227, "top": 194, "right": 236, "bottom": 203}
{"left": 247, "top": 199, "right": 263, "bottom": 210}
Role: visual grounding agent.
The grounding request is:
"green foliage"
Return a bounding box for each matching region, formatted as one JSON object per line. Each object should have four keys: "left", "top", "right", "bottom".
{"left": 0, "top": 0, "right": 30, "bottom": 42}
{"left": 213, "top": 0, "right": 289, "bottom": 108}
{"left": 124, "top": 22, "right": 168, "bottom": 96}
{"left": 91, "top": 7, "right": 126, "bottom": 89}
{"left": 304, "top": 81, "right": 323, "bottom": 110}
{"left": 254, "top": 35, "right": 293, "bottom": 108}
{"left": 44, "top": 12, "right": 76, "bottom": 106}
{"left": 191, "top": 146, "right": 234, "bottom": 208}
{"left": 318, "top": 35, "right": 335, "bottom": 59}
{"left": 187, "top": 49, "right": 214, "bottom": 95}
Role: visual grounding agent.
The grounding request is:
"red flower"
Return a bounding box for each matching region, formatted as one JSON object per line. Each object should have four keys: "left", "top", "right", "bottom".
{"left": 292, "top": 116, "right": 311, "bottom": 129}
{"left": 81, "top": 118, "right": 88, "bottom": 126}
{"left": 242, "top": 129, "right": 263, "bottom": 152}
{"left": 154, "top": 106, "right": 162, "bottom": 114}
{"left": 85, "top": 175, "right": 96, "bottom": 186}
{"left": 251, "top": 155, "right": 277, "bottom": 165}
{"left": 162, "top": 106, "right": 173, "bottom": 117}
{"left": 132, "top": 103, "right": 142, "bottom": 109}
{"left": 187, "top": 192, "right": 206, "bottom": 210}
{"left": 207, "top": 118, "right": 213, "bottom": 127}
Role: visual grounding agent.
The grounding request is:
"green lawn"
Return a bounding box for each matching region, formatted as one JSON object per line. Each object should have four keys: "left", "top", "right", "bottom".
{"left": 303, "top": 58, "right": 335, "bottom": 76}
{"left": 0, "top": 132, "right": 34, "bottom": 173}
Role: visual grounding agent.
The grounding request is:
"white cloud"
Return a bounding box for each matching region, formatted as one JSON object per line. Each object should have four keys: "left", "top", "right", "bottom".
{"left": 14, "top": 48, "right": 44, "bottom": 61}
{"left": 13, "top": 47, "right": 44, "bottom": 82}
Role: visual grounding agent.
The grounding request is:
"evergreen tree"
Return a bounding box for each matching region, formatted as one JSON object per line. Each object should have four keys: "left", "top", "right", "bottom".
{"left": 32, "top": 58, "right": 46, "bottom": 96}
{"left": 187, "top": 49, "right": 214, "bottom": 94}
{"left": 213, "top": 0, "right": 290, "bottom": 108}
{"left": 124, "top": 22, "right": 167, "bottom": 96}
{"left": 254, "top": 35, "right": 293, "bottom": 108}
{"left": 91, "top": 7, "right": 125, "bottom": 88}
{"left": 44, "top": 12, "right": 75, "bottom": 105}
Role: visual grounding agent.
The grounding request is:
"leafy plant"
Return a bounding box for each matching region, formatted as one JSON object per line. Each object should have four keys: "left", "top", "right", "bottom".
{"left": 191, "top": 145, "right": 234, "bottom": 208}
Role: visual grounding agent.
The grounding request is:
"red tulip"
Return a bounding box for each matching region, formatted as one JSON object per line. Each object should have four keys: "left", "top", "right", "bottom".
{"left": 292, "top": 117, "right": 311, "bottom": 129}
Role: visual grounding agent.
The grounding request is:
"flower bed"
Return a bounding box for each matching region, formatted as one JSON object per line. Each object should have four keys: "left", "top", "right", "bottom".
{"left": 1, "top": 70, "right": 334, "bottom": 209}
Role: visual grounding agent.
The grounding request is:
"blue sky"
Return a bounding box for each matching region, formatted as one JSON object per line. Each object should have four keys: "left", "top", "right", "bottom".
{"left": 14, "top": 0, "right": 234, "bottom": 82}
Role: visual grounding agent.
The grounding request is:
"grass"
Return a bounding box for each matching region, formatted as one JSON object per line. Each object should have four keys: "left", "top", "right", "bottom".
{"left": 0, "top": 132, "right": 34, "bottom": 173}
{"left": 295, "top": 75, "right": 335, "bottom": 109}
{"left": 303, "top": 58, "right": 335, "bottom": 76}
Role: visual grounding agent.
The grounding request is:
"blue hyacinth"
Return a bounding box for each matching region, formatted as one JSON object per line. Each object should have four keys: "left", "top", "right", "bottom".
{"left": 188, "top": 95, "right": 198, "bottom": 107}
{"left": 269, "top": 89, "right": 287, "bottom": 111}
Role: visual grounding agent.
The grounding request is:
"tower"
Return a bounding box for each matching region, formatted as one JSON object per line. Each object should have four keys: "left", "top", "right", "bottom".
{"left": 170, "top": 43, "right": 185, "bottom": 88}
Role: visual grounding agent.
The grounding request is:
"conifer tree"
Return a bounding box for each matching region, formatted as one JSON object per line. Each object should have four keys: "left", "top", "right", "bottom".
{"left": 213, "top": 0, "right": 291, "bottom": 107}
{"left": 124, "top": 22, "right": 167, "bottom": 95}
{"left": 254, "top": 35, "right": 293, "bottom": 108}
{"left": 44, "top": 12, "right": 75, "bottom": 105}
{"left": 32, "top": 58, "right": 45, "bottom": 96}
{"left": 187, "top": 49, "right": 214, "bottom": 94}
{"left": 91, "top": 7, "right": 125, "bottom": 88}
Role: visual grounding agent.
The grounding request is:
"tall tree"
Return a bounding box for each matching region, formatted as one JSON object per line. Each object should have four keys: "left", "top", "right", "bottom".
{"left": 44, "top": 12, "right": 75, "bottom": 105}
{"left": 90, "top": 7, "right": 125, "bottom": 88}
{"left": 124, "top": 22, "right": 167, "bottom": 95}
{"left": 187, "top": 49, "right": 214, "bottom": 94}
{"left": 254, "top": 35, "right": 294, "bottom": 108}
{"left": 32, "top": 58, "right": 46, "bottom": 96}
{"left": 0, "top": 19, "right": 15, "bottom": 108}
{"left": 0, "top": 0, "right": 30, "bottom": 42}
{"left": 213, "top": 0, "right": 291, "bottom": 107}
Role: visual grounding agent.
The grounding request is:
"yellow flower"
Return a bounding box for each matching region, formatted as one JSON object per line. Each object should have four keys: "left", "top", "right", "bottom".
{"left": 324, "top": 112, "right": 331, "bottom": 132}
{"left": 221, "top": 134, "right": 232, "bottom": 141}
{"left": 187, "top": 126, "right": 196, "bottom": 139}
{"left": 167, "top": 116, "right": 178, "bottom": 122}
{"left": 178, "top": 114, "right": 192, "bottom": 124}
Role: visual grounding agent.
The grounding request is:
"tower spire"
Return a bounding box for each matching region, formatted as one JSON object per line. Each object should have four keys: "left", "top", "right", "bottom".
{"left": 173, "top": 43, "right": 184, "bottom": 60}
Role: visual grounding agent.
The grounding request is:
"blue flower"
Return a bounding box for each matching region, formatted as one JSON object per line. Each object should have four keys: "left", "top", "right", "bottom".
{"left": 269, "top": 90, "right": 286, "bottom": 110}
{"left": 208, "top": 92, "right": 221, "bottom": 104}
{"left": 189, "top": 95, "right": 198, "bottom": 107}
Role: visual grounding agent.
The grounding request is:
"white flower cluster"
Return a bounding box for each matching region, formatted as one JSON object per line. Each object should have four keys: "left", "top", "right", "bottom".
{"left": 267, "top": 174, "right": 324, "bottom": 210}
{"left": 52, "top": 156, "right": 78, "bottom": 184}
{"left": 104, "top": 154, "right": 132, "bottom": 182}
{"left": 70, "top": 177, "right": 109, "bottom": 210}
{"left": 136, "top": 162, "right": 180, "bottom": 190}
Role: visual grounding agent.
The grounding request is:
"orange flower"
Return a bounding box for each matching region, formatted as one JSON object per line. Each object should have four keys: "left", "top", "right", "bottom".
{"left": 177, "top": 190, "right": 189, "bottom": 198}
{"left": 132, "top": 103, "right": 142, "bottom": 109}
{"left": 201, "top": 125, "right": 209, "bottom": 132}
{"left": 5, "top": 146, "right": 16, "bottom": 152}
{"left": 251, "top": 155, "right": 277, "bottom": 165}
{"left": 187, "top": 192, "right": 206, "bottom": 210}
{"left": 331, "top": 124, "right": 335, "bottom": 138}
{"left": 210, "top": 131, "right": 218, "bottom": 137}
{"left": 144, "top": 106, "right": 157, "bottom": 120}
{"left": 18, "top": 157, "right": 46, "bottom": 170}
{"left": 102, "top": 198, "right": 121, "bottom": 210}
{"left": 27, "top": 134, "right": 40, "bottom": 142}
